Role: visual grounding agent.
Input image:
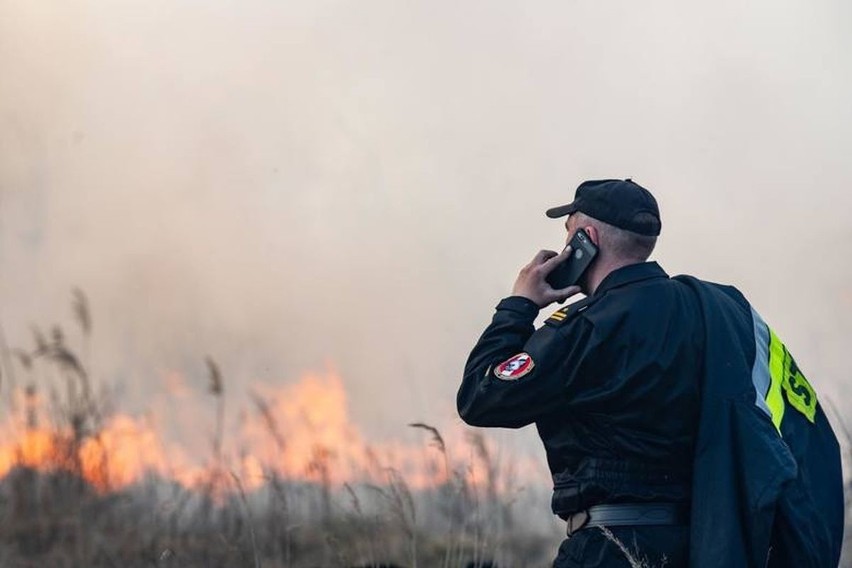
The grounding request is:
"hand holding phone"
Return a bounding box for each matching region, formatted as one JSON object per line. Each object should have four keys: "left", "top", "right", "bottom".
{"left": 511, "top": 248, "right": 581, "bottom": 307}
{"left": 545, "top": 228, "right": 599, "bottom": 290}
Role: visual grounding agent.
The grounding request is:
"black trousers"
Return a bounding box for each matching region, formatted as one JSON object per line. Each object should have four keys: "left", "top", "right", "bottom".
{"left": 553, "top": 525, "right": 689, "bottom": 568}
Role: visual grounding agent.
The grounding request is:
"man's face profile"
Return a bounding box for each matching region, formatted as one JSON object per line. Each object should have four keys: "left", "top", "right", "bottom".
{"left": 564, "top": 216, "right": 578, "bottom": 246}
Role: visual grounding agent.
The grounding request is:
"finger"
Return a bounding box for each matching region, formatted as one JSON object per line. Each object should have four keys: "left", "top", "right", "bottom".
{"left": 532, "top": 249, "right": 558, "bottom": 265}
{"left": 553, "top": 285, "right": 582, "bottom": 302}
{"left": 540, "top": 246, "right": 572, "bottom": 274}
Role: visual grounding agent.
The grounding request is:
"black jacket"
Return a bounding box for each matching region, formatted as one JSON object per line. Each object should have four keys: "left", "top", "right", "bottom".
{"left": 676, "top": 276, "right": 843, "bottom": 567}
{"left": 458, "top": 262, "right": 703, "bottom": 516}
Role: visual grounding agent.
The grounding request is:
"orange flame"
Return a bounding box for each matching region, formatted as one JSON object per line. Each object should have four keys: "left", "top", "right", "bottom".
{"left": 0, "top": 369, "right": 546, "bottom": 496}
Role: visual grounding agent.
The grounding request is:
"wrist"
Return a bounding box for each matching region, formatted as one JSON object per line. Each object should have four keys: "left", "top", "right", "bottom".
{"left": 497, "top": 296, "right": 541, "bottom": 316}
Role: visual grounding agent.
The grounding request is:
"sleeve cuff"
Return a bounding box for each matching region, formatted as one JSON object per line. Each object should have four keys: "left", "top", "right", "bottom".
{"left": 496, "top": 296, "right": 541, "bottom": 317}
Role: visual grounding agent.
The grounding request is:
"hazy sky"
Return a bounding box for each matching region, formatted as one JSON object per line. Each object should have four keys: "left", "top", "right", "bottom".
{"left": 1, "top": 0, "right": 851, "bottom": 451}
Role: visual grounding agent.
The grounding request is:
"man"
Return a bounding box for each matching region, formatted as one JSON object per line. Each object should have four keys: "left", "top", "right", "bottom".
{"left": 457, "top": 179, "right": 842, "bottom": 567}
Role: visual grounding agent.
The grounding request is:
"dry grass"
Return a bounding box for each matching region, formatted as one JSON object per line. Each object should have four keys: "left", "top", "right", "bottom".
{"left": 0, "top": 291, "right": 849, "bottom": 567}
{"left": 0, "top": 291, "right": 562, "bottom": 567}
{"left": 0, "top": 465, "right": 560, "bottom": 567}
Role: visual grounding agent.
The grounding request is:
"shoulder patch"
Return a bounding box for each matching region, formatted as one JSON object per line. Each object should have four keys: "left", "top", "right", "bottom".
{"left": 545, "top": 297, "right": 596, "bottom": 327}
{"left": 493, "top": 353, "right": 535, "bottom": 381}
{"left": 546, "top": 306, "right": 572, "bottom": 324}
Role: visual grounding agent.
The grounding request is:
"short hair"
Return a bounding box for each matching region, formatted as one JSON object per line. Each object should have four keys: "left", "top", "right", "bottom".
{"left": 573, "top": 212, "right": 657, "bottom": 262}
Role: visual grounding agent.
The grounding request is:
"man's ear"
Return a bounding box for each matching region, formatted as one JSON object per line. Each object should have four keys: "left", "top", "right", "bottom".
{"left": 584, "top": 226, "right": 600, "bottom": 247}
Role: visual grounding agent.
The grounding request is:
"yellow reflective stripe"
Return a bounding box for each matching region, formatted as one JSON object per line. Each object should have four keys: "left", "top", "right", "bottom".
{"left": 766, "top": 329, "right": 787, "bottom": 432}
{"left": 767, "top": 328, "right": 819, "bottom": 426}
{"left": 775, "top": 332, "right": 817, "bottom": 423}
{"left": 785, "top": 368, "right": 818, "bottom": 424}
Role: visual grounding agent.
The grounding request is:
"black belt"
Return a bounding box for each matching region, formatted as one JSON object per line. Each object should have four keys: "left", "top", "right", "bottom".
{"left": 565, "top": 503, "right": 688, "bottom": 536}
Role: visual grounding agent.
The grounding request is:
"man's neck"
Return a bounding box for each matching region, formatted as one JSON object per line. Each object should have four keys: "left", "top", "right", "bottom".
{"left": 585, "top": 258, "right": 643, "bottom": 295}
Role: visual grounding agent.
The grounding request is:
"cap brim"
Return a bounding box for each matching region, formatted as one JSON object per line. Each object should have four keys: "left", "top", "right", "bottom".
{"left": 545, "top": 202, "right": 578, "bottom": 219}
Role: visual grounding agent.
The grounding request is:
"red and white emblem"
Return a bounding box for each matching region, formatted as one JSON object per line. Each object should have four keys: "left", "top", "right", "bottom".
{"left": 493, "top": 352, "right": 535, "bottom": 381}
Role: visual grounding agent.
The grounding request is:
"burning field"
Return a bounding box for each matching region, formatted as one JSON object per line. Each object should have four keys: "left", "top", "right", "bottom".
{"left": 0, "top": 293, "right": 560, "bottom": 568}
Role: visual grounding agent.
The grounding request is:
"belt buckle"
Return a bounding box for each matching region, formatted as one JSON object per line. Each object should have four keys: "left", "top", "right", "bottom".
{"left": 565, "top": 509, "right": 590, "bottom": 537}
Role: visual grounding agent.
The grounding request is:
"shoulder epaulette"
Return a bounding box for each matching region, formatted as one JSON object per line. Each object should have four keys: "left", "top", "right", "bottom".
{"left": 544, "top": 295, "right": 598, "bottom": 327}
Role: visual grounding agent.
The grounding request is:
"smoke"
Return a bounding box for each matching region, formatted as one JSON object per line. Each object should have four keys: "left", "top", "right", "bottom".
{"left": 1, "top": 0, "right": 851, "bottom": 452}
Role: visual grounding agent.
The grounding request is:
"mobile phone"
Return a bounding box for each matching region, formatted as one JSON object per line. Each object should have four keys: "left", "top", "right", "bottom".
{"left": 545, "top": 228, "right": 599, "bottom": 289}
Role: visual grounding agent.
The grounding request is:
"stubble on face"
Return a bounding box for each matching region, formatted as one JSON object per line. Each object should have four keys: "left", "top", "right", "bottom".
{"left": 563, "top": 216, "right": 578, "bottom": 246}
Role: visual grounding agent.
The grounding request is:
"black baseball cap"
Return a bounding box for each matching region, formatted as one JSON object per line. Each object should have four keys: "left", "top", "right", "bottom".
{"left": 545, "top": 178, "right": 661, "bottom": 236}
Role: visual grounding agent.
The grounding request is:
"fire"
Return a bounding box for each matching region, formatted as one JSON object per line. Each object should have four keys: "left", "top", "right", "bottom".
{"left": 0, "top": 429, "right": 55, "bottom": 471}
{"left": 0, "top": 409, "right": 196, "bottom": 492}
{"left": 239, "top": 371, "right": 369, "bottom": 487}
{"left": 78, "top": 415, "right": 190, "bottom": 491}
{"left": 0, "top": 369, "right": 546, "bottom": 496}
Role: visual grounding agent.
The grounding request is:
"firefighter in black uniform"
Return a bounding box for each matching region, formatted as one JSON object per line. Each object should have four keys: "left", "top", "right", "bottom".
{"left": 457, "top": 179, "right": 701, "bottom": 567}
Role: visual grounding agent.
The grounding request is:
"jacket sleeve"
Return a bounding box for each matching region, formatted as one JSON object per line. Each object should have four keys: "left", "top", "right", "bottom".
{"left": 457, "top": 296, "right": 594, "bottom": 429}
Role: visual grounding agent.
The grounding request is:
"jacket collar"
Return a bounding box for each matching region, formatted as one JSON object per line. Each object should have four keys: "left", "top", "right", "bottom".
{"left": 593, "top": 261, "right": 669, "bottom": 296}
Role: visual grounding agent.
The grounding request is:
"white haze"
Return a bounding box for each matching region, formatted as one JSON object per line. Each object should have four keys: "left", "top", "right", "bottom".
{"left": 1, "top": 0, "right": 851, "bottom": 454}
